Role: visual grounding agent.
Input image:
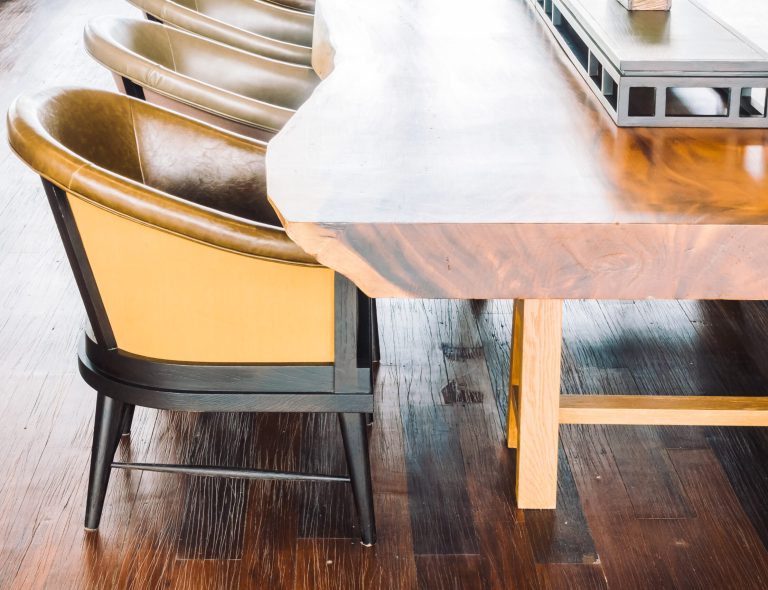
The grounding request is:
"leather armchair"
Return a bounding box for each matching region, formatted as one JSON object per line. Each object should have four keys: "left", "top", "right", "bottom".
{"left": 7, "top": 87, "right": 376, "bottom": 546}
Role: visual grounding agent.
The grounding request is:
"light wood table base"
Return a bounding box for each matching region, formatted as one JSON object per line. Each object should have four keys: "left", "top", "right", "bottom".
{"left": 507, "top": 299, "right": 768, "bottom": 510}
{"left": 267, "top": 0, "right": 768, "bottom": 512}
{"left": 507, "top": 299, "right": 562, "bottom": 509}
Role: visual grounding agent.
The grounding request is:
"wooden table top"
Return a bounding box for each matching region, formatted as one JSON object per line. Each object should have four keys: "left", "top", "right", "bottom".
{"left": 266, "top": 0, "right": 768, "bottom": 300}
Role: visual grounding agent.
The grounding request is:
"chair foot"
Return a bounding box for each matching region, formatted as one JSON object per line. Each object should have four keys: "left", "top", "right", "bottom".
{"left": 85, "top": 393, "right": 125, "bottom": 531}
{"left": 120, "top": 404, "right": 135, "bottom": 437}
{"left": 338, "top": 413, "right": 376, "bottom": 546}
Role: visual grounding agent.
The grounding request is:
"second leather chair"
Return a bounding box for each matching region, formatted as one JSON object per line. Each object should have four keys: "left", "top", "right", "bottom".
{"left": 85, "top": 16, "right": 320, "bottom": 141}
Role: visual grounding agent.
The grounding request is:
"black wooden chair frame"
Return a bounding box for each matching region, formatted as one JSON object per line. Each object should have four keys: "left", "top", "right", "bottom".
{"left": 42, "top": 178, "right": 377, "bottom": 546}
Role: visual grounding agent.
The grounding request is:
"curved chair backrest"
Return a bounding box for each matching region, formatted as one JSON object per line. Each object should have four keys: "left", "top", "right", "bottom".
{"left": 85, "top": 17, "right": 319, "bottom": 140}
{"left": 128, "top": 0, "right": 313, "bottom": 65}
{"left": 7, "top": 88, "right": 335, "bottom": 363}
{"left": 268, "top": 0, "right": 314, "bottom": 13}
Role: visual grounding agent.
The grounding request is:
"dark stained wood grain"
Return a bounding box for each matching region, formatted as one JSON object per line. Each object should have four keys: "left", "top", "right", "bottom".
{"left": 238, "top": 412, "right": 302, "bottom": 589}
{"left": 561, "top": 424, "right": 681, "bottom": 588}
{"left": 297, "top": 412, "right": 357, "bottom": 540}
{"left": 566, "top": 301, "right": 698, "bottom": 518}
{"left": 176, "top": 413, "right": 250, "bottom": 561}
{"left": 437, "top": 301, "right": 540, "bottom": 589}
{"left": 658, "top": 448, "right": 768, "bottom": 589}
{"left": 294, "top": 492, "right": 417, "bottom": 590}
{"left": 240, "top": 479, "right": 299, "bottom": 590}
{"left": 608, "top": 435, "right": 694, "bottom": 520}
{"left": 394, "top": 304, "right": 480, "bottom": 555}
{"left": 398, "top": 404, "right": 477, "bottom": 554}
{"left": 705, "top": 427, "right": 768, "bottom": 554}
{"left": 414, "top": 555, "right": 489, "bottom": 590}
{"left": 525, "top": 444, "right": 602, "bottom": 565}
{"left": 110, "top": 411, "right": 197, "bottom": 589}
{"left": 536, "top": 564, "right": 608, "bottom": 590}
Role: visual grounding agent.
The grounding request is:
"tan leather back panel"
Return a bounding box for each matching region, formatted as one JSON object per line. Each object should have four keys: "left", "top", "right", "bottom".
{"left": 69, "top": 194, "right": 335, "bottom": 363}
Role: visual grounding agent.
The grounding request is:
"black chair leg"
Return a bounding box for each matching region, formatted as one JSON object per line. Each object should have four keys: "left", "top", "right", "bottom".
{"left": 120, "top": 404, "right": 135, "bottom": 437}
{"left": 338, "top": 412, "right": 376, "bottom": 546}
{"left": 85, "top": 393, "right": 125, "bottom": 531}
{"left": 370, "top": 298, "right": 380, "bottom": 364}
{"left": 367, "top": 298, "right": 378, "bottom": 427}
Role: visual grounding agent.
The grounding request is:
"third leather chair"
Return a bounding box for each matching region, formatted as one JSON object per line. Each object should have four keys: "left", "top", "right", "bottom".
{"left": 128, "top": 0, "right": 314, "bottom": 65}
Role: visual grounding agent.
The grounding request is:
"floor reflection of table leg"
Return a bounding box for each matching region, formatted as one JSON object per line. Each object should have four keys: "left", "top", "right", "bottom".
{"left": 509, "top": 298, "right": 562, "bottom": 509}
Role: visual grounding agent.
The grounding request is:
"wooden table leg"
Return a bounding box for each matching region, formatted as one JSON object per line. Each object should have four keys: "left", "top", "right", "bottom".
{"left": 508, "top": 299, "right": 563, "bottom": 509}
{"left": 507, "top": 301, "right": 523, "bottom": 448}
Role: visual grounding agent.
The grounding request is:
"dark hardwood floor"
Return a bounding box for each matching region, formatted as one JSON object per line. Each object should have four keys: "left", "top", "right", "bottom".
{"left": 2, "top": 1, "right": 768, "bottom": 588}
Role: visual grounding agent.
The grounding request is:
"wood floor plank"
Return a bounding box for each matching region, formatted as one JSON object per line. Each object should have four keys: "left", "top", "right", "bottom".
{"left": 111, "top": 411, "right": 197, "bottom": 589}
{"left": 677, "top": 300, "right": 768, "bottom": 551}
{"left": 414, "top": 555, "right": 489, "bottom": 590}
{"left": 13, "top": 392, "right": 156, "bottom": 590}
{"left": 704, "top": 426, "right": 768, "bottom": 557}
{"left": 295, "top": 492, "right": 418, "bottom": 590}
{"left": 238, "top": 413, "right": 302, "bottom": 590}
{"left": 653, "top": 448, "right": 768, "bottom": 589}
{"left": 524, "top": 444, "right": 601, "bottom": 566}
{"left": 297, "top": 412, "right": 357, "bottom": 540}
{"left": 729, "top": 301, "right": 768, "bottom": 384}
{"left": 683, "top": 301, "right": 768, "bottom": 396}
{"left": 176, "top": 413, "right": 251, "bottom": 561}
{"left": 475, "top": 300, "right": 600, "bottom": 566}
{"left": 562, "top": 424, "right": 680, "bottom": 588}
{"left": 609, "top": 436, "right": 694, "bottom": 520}
{"left": 601, "top": 300, "right": 718, "bottom": 450}
{"left": 456, "top": 404, "right": 543, "bottom": 590}
{"left": 536, "top": 564, "right": 608, "bottom": 590}
{"left": 437, "top": 300, "right": 542, "bottom": 588}
{"left": 472, "top": 299, "right": 513, "bottom": 433}
{"left": 239, "top": 480, "right": 299, "bottom": 590}
{"left": 568, "top": 301, "right": 697, "bottom": 519}
{"left": 401, "top": 401, "right": 479, "bottom": 555}
{"left": 395, "top": 301, "right": 480, "bottom": 556}
{"left": 171, "top": 560, "right": 241, "bottom": 590}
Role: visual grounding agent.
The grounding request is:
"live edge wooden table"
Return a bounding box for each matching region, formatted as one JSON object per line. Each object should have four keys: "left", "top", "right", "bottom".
{"left": 266, "top": 0, "right": 768, "bottom": 509}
